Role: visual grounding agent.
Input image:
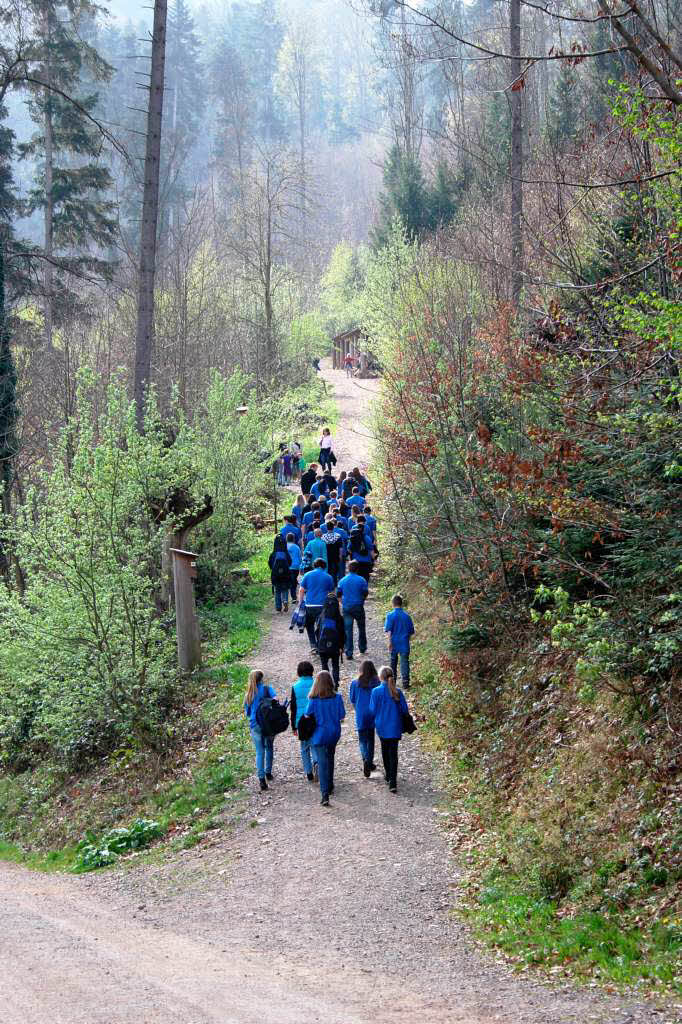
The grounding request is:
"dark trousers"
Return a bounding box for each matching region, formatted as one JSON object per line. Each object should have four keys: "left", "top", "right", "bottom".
{"left": 305, "top": 606, "right": 323, "bottom": 647}
{"left": 380, "top": 737, "right": 400, "bottom": 788}
{"left": 358, "top": 727, "right": 375, "bottom": 766}
{"left": 313, "top": 742, "right": 337, "bottom": 798}
{"left": 390, "top": 650, "right": 410, "bottom": 686}
{"left": 319, "top": 449, "right": 333, "bottom": 470}
{"left": 355, "top": 561, "right": 372, "bottom": 582}
{"left": 343, "top": 605, "right": 366, "bottom": 657}
{"left": 320, "top": 651, "right": 340, "bottom": 686}
{"left": 289, "top": 569, "right": 299, "bottom": 600}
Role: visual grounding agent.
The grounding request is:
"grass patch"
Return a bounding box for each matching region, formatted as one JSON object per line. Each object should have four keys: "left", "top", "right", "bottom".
{"left": 0, "top": 539, "right": 272, "bottom": 871}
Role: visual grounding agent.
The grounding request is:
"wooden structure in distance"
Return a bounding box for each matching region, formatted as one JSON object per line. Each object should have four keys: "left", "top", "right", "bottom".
{"left": 332, "top": 326, "right": 367, "bottom": 370}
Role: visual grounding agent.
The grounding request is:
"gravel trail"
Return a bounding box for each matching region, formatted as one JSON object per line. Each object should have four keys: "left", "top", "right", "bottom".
{"left": 0, "top": 360, "right": 673, "bottom": 1023}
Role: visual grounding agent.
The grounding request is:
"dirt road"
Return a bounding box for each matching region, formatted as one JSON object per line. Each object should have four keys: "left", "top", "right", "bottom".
{"left": 0, "top": 361, "right": 671, "bottom": 1024}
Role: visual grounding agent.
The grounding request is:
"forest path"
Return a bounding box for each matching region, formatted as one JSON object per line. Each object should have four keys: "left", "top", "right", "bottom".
{"left": 0, "top": 360, "right": 667, "bottom": 1023}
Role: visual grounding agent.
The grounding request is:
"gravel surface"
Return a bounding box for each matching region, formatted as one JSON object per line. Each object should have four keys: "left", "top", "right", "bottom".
{"left": 1, "top": 361, "right": 675, "bottom": 1023}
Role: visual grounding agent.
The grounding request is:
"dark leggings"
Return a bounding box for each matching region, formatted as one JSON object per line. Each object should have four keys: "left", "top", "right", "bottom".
{"left": 380, "top": 737, "right": 399, "bottom": 788}
{"left": 320, "top": 651, "right": 340, "bottom": 686}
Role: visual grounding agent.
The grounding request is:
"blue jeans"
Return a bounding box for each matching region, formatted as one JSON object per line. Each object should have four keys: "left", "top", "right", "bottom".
{"left": 390, "top": 650, "right": 410, "bottom": 686}
{"left": 343, "top": 605, "right": 367, "bottom": 657}
{"left": 313, "top": 742, "right": 337, "bottom": 798}
{"left": 274, "top": 583, "right": 289, "bottom": 610}
{"left": 357, "top": 727, "right": 375, "bottom": 765}
{"left": 250, "top": 725, "right": 273, "bottom": 779}
{"left": 299, "top": 739, "right": 316, "bottom": 775}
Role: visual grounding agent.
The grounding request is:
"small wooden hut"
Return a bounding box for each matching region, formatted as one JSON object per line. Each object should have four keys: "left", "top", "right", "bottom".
{"left": 332, "top": 326, "right": 367, "bottom": 370}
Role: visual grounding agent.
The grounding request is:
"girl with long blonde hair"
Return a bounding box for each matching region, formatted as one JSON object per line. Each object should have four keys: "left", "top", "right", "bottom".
{"left": 368, "top": 666, "right": 410, "bottom": 793}
{"left": 244, "top": 669, "right": 277, "bottom": 791}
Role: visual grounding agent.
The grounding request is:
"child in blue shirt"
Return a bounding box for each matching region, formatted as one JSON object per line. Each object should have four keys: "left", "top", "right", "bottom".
{"left": 384, "top": 594, "right": 415, "bottom": 689}
{"left": 369, "top": 665, "right": 410, "bottom": 793}
{"left": 286, "top": 532, "right": 302, "bottom": 603}
{"left": 306, "top": 670, "right": 346, "bottom": 807}
{"left": 290, "top": 660, "right": 317, "bottom": 781}
{"left": 349, "top": 659, "right": 381, "bottom": 777}
{"left": 244, "top": 669, "right": 277, "bottom": 791}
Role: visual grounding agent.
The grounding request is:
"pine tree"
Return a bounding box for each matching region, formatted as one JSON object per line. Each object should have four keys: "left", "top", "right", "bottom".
{"left": 371, "top": 145, "right": 432, "bottom": 248}
{"left": 19, "top": 0, "right": 116, "bottom": 347}
{"left": 546, "top": 64, "right": 580, "bottom": 147}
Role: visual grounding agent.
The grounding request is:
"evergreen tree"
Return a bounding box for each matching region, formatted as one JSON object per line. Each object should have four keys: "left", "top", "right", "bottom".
{"left": 19, "top": 0, "right": 117, "bottom": 347}
{"left": 429, "top": 159, "right": 459, "bottom": 228}
{"left": 546, "top": 64, "right": 580, "bottom": 147}
{"left": 372, "top": 146, "right": 458, "bottom": 248}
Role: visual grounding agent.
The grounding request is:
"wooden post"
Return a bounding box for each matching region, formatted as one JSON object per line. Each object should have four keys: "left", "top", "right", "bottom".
{"left": 170, "top": 548, "right": 202, "bottom": 672}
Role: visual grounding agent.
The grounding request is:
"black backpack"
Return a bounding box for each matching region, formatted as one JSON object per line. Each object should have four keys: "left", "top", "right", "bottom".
{"left": 271, "top": 550, "right": 289, "bottom": 582}
{"left": 256, "top": 696, "right": 290, "bottom": 737}
{"left": 317, "top": 615, "right": 339, "bottom": 655}
{"left": 297, "top": 712, "right": 316, "bottom": 742}
{"left": 351, "top": 529, "right": 368, "bottom": 557}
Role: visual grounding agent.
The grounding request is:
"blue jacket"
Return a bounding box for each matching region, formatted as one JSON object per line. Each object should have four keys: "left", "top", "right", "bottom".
{"left": 303, "top": 537, "right": 328, "bottom": 568}
{"left": 369, "top": 683, "right": 409, "bottom": 740}
{"left": 300, "top": 566, "right": 334, "bottom": 605}
{"left": 307, "top": 694, "right": 346, "bottom": 745}
{"left": 337, "top": 571, "right": 368, "bottom": 610}
{"left": 244, "top": 682, "right": 276, "bottom": 728}
{"left": 287, "top": 542, "right": 302, "bottom": 569}
{"left": 349, "top": 677, "right": 380, "bottom": 730}
{"left": 384, "top": 607, "right": 415, "bottom": 654}
{"left": 281, "top": 522, "right": 302, "bottom": 545}
{"left": 290, "top": 676, "right": 313, "bottom": 728}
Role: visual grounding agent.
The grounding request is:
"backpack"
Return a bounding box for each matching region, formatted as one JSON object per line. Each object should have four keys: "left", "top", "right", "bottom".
{"left": 272, "top": 550, "right": 289, "bottom": 582}
{"left": 301, "top": 550, "right": 313, "bottom": 572}
{"left": 297, "top": 712, "right": 316, "bottom": 742}
{"left": 256, "top": 695, "right": 290, "bottom": 737}
{"left": 317, "top": 615, "right": 339, "bottom": 655}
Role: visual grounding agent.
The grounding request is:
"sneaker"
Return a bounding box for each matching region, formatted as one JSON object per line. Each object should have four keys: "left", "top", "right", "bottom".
{"left": 310, "top": 647, "right": 318, "bottom": 655}
{"left": 371, "top": 763, "right": 378, "bottom": 771}
{"left": 389, "top": 785, "right": 397, "bottom": 793}
{"left": 329, "top": 784, "right": 334, "bottom": 794}
{"left": 321, "top": 795, "right": 330, "bottom": 807}
{"left": 346, "top": 653, "right": 354, "bottom": 660}
{"left": 259, "top": 778, "right": 268, "bottom": 791}
{"left": 363, "top": 761, "right": 371, "bottom": 778}
{"left": 266, "top": 772, "right": 273, "bottom": 781}
{"left": 403, "top": 682, "right": 410, "bottom": 690}
{"left": 306, "top": 772, "right": 314, "bottom": 782}
{"left": 283, "top": 603, "right": 288, "bottom": 612}
{"left": 313, "top": 763, "right": 319, "bottom": 780}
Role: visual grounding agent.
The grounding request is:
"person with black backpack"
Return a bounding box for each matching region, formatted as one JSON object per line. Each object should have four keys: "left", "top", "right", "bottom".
{"left": 244, "top": 669, "right": 277, "bottom": 791}
{"left": 305, "top": 670, "right": 346, "bottom": 807}
{"left": 321, "top": 520, "right": 343, "bottom": 585}
{"left": 315, "top": 593, "right": 345, "bottom": 688}
{"left": 349, "top": 526, "right": 373, "bottom": 581}
{"left": 268, "top": 535, "right": 292, "bottom": 613}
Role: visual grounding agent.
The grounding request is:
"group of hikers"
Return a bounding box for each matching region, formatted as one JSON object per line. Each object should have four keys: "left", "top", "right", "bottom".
{"left": 246, "top": 428, "right": 417, "bottom": 807}
{"left": 273, "top": 441, "right": 303, "bottom": 486}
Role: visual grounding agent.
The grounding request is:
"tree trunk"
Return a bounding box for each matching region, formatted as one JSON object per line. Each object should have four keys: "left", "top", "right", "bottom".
{"left": 43, "top": 9, "right": 54, "bottom": 351}
{"left": 134, "top": 0, "right": 167, "bottom": 431}
{"left": 510, "top": 0, "right": 523, "bottom": 310}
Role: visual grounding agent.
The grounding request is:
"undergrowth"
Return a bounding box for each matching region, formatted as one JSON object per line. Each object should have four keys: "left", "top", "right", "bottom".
{"left": 0, "top": 540, "right": 271, "bottom": 871}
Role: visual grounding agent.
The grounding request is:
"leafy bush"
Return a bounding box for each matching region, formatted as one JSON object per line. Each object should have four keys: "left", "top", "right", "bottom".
{"left": 74, "top": 818, "right": 163, "bottom": 872}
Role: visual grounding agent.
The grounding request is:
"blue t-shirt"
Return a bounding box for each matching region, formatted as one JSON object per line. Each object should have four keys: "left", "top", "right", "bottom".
{"left": 291, "top": 676, "right": 313, "bottom": 727}
{"left": 349, "top": 677, "right": 380, "bottom": 730}
{"left": 364, "top": 513, "right": 377, "bottom": 537}
{"left": 337, "top": 571, "right": 369, "bottom": 610}
{"left": 369, "top": 683, "right": 409, "bottom": 740}
{"left": 287, "top": 542, "right": 302, "bottom": 569}
{"left": 307, "top": 694, "right": 346, "bottom": 745}
{"left": 302, "top": 510, "right": 316, "bottom": 528}
{"left": 303, "top": 537, "right": 328, "bottom": 567}
{"left": 281, "top": 522, "right": 302, "bottom": 544}
{"left": 384, "top": 607, "right": 415, "bottom": 653}
{"left": 346, "top": 494, "right": 366, "bottom": 510}
{"left": 291, "top": 504, "right": 304, "bottom": 525}
{"left": 244, "top": 682, "right": 276, "bottom": 728}
{"left": 300, "top": 567, "right": 334, "bottom": 606}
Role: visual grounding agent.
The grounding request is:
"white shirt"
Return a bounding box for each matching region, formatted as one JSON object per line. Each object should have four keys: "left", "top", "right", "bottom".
{"left": 320, "top": 435, "right": 332, "bottom": 449}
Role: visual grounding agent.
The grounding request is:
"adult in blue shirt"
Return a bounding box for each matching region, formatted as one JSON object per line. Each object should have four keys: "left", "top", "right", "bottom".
{"left": 369, "top": 665, "right": 410, "bottom": 793}
{"left": 363, "top": 506, "right": 378, "bottom": 542}
{"left": 244, "top": 669, "right": 277, "bottom": 791}
{"left": 286, "top": 532, "right": 302, "bottom": 603}
{"left": 384, "top": 593, "right": 415, "bottom": 689}
{"left": 298, "top": 558, "right": 335, "bottom": 651}
{"left": 346, "top": 488, "right": 366, "bottom": 510}
{"left": 290, "top": 660, "right": 317, "bottom": 781}
{"left": 337, "top": 560, "right": 369, "bottom": 658}
{"left": 303, "top": 502, "right": 320, "bottom": 530}
{"left": 307, "top": 670, "right": 346, "bottom": 806}
{"left": 310, "top": 476, "right": 328, "bottom": 500}
{"left": 280, "top": 515, "right": 302, "bottom": 547}
{"left": 349, "top": 659, "right": 381, "bottom": 777}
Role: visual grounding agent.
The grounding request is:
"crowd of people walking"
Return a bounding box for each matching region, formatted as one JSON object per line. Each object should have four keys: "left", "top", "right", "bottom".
{"left": 246, "top": 427, "right": 416, "bottom": 807}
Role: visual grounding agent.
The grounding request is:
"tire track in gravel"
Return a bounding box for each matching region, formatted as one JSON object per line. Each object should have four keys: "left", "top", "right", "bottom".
{"left": 0, "top": 360, "right": 670, "bottom": 1024}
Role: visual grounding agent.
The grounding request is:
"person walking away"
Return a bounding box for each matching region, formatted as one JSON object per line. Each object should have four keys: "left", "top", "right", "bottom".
{"left": 299, "top": 558, "right": 335, "bottom": 652}
{"left": 337, "top": 560, "right": 368, "bottom": 660}
{"left": 346, "top": 487, "right": 366, "bottom": 511}
{"left": 291, "top": 441, "right": 302, "bottom": 481}
{"left": 303, "top": 527, "right": 328, "bottom": 569}
{"left": 369, "top": 666, "right": 409, "bottom": 793}
{"left": 351, "top": 466, "right": 373, "bottom": 496}
{"left": 290, "top": 660, "right": 317, "bottom": 781}
{"left": 363, "top": 505, "right": 378, "bottom": 551}
{"left": 282, "top": 449, "right": 292, "bottom": 484}
{"left": 301, "top": 462, "right": 318, "bottom": 497}
{"left": 268, "top": 535, "right": 292, "bottom": 613}
{"left": 307, "top": 670, "right": 346, "bottom": 806}
{"left": 349, "top": 527, "right": 373, "bottom": 582}
{"left": 280, "top": 514, "right": 302, "bottom": 548}
{"left": 344, "top": 352, "right": 354, "bottom": 377}
{"left": 349, "top": 660, "right": 381, "bottom": 776}
{"left": 244, "top": 669, "right": 277, "bottom": 790}
{"left": 384, "top": 594, "right": 415, "bottom": 689}
{"left": 286, "top": 532, "right": 302, "bottom": 604}
{"left": 321, "top": 521, "right": 343, "bottom": 585}
{"left": 319, "top": 428, "right": 334, "bottom": 471}
{"left": 315, "top": 593, "right": 345, "bottom": 689}
{"left": 292, "top": 493, "right": 306, "bottom": 526}
{"left": 322, "top": 468, "right": 337, "bottom": 494}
